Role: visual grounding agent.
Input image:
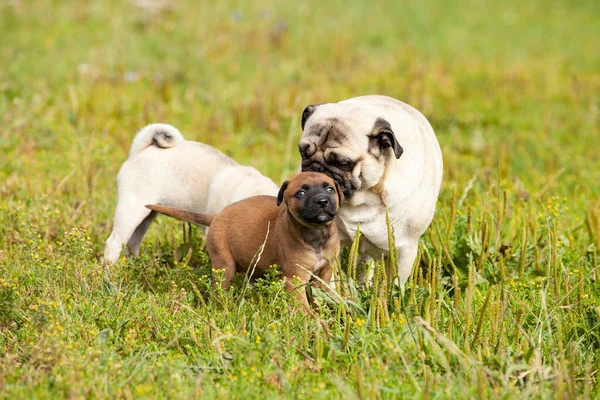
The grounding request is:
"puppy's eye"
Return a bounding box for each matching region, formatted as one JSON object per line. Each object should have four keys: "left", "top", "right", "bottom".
{"left": 295, "top": 190, "right": 306, "bottom": 198}
{"left": 326, "top": 186, "right": 334, "bottom": 193}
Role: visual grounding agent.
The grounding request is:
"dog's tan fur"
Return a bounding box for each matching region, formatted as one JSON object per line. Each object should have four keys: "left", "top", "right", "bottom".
{"left": 146, "top": 172, "right": 343, "bottom": 310}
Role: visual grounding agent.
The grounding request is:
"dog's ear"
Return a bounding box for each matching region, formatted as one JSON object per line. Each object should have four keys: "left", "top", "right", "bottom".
{"left": 277, "top": 180, "right": 290, "bottom": 206}
{"left": 378, "top": 131, "right": 403, "bottom": 159}
{"left": 374, "top": 118, "right": 403, "bottom": 159}
{"left": 301, "top": 104, "right": 322, "bottom": 131}
{"left": 334, "top": 181, "right": 345, "bottom": 207}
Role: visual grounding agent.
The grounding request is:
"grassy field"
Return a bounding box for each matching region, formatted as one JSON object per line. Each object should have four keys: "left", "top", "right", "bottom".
{"left": 1, "top": 0, "right": 600, "bottom": 398}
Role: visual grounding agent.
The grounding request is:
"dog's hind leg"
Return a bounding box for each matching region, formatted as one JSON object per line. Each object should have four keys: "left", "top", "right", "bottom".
{"left": 126, "top": 211, "right": 157, "bottom": 257}
{"left": 103, "top": 203, "right": 153, "bottom": 263}
{"left": 209, "top": 260, "right": 236, "bottom": 291}
{"left": 205, "top": 237, "right": 237, "bottom": 290}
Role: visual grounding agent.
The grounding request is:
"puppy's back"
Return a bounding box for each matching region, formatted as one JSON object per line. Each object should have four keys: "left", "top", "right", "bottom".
{"left": 208, "top": 196, "right": 280, "bottom": 270}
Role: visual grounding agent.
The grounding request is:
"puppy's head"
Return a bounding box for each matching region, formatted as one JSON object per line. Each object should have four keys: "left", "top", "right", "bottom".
{"left": 298, "top": 101, "right": 403, "bottom": 198}
{"left": 277, "top": 172, "right": 343, "bottom": 226}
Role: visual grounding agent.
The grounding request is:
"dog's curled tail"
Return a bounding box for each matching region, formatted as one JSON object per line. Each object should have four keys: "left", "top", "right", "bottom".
{"left": 145, "top": 204, "right": 215, "bottom": 227}
{"left": 128, "top": 123, "right": 184, "bottom": 159}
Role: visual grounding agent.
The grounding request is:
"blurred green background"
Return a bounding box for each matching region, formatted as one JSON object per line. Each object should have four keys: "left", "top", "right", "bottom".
{"left": 2, "top": 2, "right": 598, "bottom": 224}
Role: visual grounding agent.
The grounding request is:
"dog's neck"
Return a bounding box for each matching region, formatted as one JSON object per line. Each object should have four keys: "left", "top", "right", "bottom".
{"left": 285, "top": 208, "right": 335, "bottom": 251}
{"left": 299, "top": 223, "right": 333, "bottom": 250}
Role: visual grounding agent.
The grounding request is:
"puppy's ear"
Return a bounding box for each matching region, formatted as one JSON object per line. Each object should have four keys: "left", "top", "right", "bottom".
{"left": 301, "top": 104, "right": 322, "bottom": 130}
{"left": 374, "top": 118, "right": 403, "bottom": 159}
{"left": 277, "top": 180, "right": 290, "bottom": 206}
{"left": 334, "top": 181, "right": 345, "bottom": 207}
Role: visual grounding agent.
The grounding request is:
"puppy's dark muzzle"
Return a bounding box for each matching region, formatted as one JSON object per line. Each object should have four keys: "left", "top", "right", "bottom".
{"left": 313, "top": 195, "right": 330, "bottom": 208}
{"left": 299, "top": 192, "right": 338, "bottom": 224}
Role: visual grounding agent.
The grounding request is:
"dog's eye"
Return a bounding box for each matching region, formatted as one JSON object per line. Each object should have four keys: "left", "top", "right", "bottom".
{"left": 326, "top": 186, "right": 334, "bottom": 193}
{"left": 332, "top": 157, "right": 354, "bottom": 169}
{"left": 295, "top": 190, "right": 306, "bottom": 198}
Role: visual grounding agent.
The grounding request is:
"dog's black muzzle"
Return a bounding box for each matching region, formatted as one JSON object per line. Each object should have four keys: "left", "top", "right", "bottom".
{"left": 299, "top": 188, "right": 338, "bottom": 224}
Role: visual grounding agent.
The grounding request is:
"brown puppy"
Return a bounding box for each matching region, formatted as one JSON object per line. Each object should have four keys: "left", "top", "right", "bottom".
{"left": 146, "top": 172, "right": 343, "bottom": 310}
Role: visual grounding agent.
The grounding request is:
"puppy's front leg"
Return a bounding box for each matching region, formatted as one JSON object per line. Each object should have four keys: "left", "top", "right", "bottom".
{"left": 282, "top": 269, "right": 312, "bottom": 312}
{"left": 311, "top": 262, "right": 334, "bottom": 295}
{"left": 283, "top": 267, "right": 332, "bottom": 338}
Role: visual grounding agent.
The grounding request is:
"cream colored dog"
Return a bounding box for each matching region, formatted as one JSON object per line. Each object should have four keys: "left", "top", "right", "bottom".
{"left": 298, "top": 95, "right": 443, "bottom": 285}
{"left": 103, "top": 123, "right": 278, "bottom": 263}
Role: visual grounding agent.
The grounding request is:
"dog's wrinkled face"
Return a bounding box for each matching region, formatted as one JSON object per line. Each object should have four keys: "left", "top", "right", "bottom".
{"left": 277, "top": 172, "right": 344, "bottom": 226}
{"left": 298, "top": 103, "right": 403, "bottom": 198}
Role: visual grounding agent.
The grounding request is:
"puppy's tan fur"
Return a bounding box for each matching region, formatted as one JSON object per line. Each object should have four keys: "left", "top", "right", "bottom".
{"left": 146, "top": 172, "right": 343, "bottom": 309}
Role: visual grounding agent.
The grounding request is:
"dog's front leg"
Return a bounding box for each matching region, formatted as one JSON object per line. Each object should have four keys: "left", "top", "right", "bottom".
{"left": 397, "top": 241, "right": 419, "bottom": 289}
{"left": 310, "top": 262, "right": 335, "bottom": 296}
{"left": 282, "top": 270, "right": 312, "bottom": 312}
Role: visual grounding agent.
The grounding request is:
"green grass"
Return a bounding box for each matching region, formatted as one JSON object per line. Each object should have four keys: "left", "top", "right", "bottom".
{"left": 1, "top": 0, "right": 599, "bottom": 398}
